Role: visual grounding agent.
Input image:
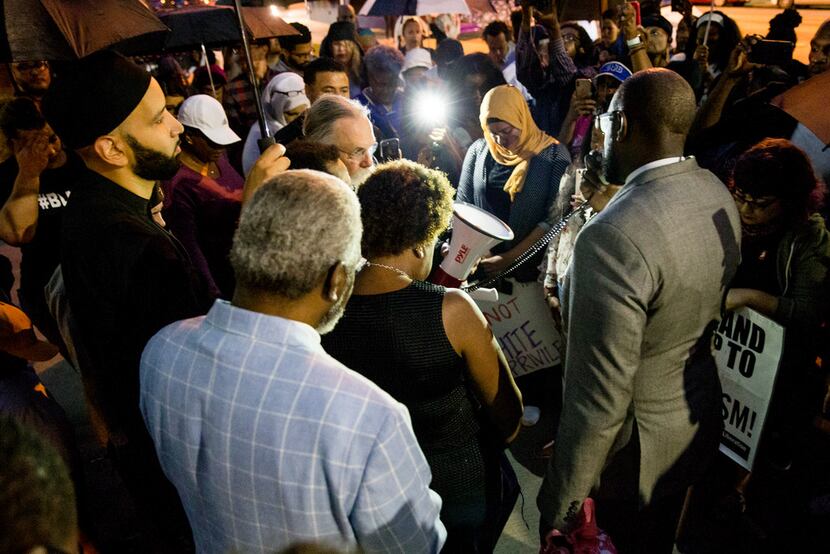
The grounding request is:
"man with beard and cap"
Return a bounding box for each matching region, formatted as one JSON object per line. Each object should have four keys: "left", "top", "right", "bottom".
{"left": 42, "top": 50, "right": 288, "bottom": 550}
{"left": 140, "top": 170, "right": 446, "bottom": 553}
{"left": 537, "top": 68, "right": 741, "bottom": 554}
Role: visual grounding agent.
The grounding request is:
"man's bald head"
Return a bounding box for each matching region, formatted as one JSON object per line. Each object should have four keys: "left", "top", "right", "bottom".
{"left": 616, "top": 68, "right": 696, "bottom": 140}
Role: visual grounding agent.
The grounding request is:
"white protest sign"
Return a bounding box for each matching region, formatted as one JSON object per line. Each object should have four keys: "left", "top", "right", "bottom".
{"left": 714, "top": 306, "right": 784, "bottom": 471}
{"left": 475, "top": 278, "right": 563, "bottom": 378}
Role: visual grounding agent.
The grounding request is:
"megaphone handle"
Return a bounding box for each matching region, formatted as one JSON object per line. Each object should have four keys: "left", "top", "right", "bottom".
{"left": 463, "top": 202, "right": 588, "bottom": 292}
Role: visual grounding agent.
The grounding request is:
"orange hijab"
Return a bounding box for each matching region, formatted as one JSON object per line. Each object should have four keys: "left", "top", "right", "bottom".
{"left": 480, "top": 85, "right": 558, "bottom": 201}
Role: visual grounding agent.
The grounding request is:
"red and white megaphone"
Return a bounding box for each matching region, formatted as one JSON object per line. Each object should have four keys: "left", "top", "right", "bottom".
{"left": 430, "top": 202, "right": 514, "bottom": 288}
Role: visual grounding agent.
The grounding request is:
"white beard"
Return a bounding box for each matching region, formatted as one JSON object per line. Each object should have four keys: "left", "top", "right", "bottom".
{"left": 349, "top": 165, "right": 374, "bottom": 189}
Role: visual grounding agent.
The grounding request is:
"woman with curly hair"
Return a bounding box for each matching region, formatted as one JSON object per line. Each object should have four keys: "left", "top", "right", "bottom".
{"left": 322, "top": 159, "right": 523, "bottom": 552}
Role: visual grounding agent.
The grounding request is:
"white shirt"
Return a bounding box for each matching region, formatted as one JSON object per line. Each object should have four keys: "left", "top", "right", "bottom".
{"left": 625, "top": 156, "right": 685, "bottom": 185}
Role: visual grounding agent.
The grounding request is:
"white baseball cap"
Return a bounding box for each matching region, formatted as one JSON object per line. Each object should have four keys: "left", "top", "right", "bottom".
{"left": 177, "top": 94, "right": 241, "bottom": 145}
{"left": 401, "top": 48, "right": 433, "bottom": 74}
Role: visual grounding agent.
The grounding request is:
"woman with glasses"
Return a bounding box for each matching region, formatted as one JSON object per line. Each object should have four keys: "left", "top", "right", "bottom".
{"left": 242, "top": 72, "right": 309, "bottom": 176}
{"left": 725, "top": 138, "right": 829, "bottom": 473}
{"left": 322, "top": 159, "right": 523, "bottom": 552}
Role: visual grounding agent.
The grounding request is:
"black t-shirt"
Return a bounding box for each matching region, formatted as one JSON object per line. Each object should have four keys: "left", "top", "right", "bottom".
{"left": 61, "top": 167, "right": 214, "bottom": 435}
{"left": 0, "top": 153, "right": 85, "bottom": 307}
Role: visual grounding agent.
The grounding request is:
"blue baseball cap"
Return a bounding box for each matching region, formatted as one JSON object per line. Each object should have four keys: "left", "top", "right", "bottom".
{"left": 595, "top": 61, "right": 633, "bottom": 84}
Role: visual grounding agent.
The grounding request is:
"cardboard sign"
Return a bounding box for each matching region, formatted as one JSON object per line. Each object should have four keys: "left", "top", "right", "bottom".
{"left": 475, "top": 278, "right": 563, "bottom": 378}
{"left": 714, "top": 307, "right": 785, "bottom": 471}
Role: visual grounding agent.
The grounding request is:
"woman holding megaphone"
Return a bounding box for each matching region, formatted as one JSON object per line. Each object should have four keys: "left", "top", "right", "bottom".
{"left": 457, "top": 84, "right": 570, "bottom": 429}
{"left": 457, "top": 84, "right": 570, "bottom": 280}
{"left": 322, "top": 160, "right": 524, "bottom": 552}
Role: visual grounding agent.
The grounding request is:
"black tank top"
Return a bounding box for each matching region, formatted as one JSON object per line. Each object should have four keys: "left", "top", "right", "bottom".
{"left": 323, "top": 280, "right": 495, "bottom": 533}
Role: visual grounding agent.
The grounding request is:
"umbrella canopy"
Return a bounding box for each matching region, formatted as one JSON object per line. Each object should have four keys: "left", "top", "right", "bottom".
{"left": 119, "top": 5, "right": 300, "bottom": 55}
{"left": 772, "top": 70, "right": 830, "bottom": 147}
{"left": 359, "top": 0, "right": 489, "bottom": 16}
{"left": 0, "top": 0, "right": 169, "bottom": 61}
{"left": 241, "top": 7, "right": 300, "bottom": 41}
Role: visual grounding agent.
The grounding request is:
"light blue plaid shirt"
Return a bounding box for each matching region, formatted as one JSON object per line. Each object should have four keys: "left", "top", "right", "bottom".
{"left": 140, "top": 299, "right": 446, "bottom": 553}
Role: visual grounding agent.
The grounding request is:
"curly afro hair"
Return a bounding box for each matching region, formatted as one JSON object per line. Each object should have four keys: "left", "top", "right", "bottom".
{"left": 358, "top": 159, "right": 454, "bottom": 258}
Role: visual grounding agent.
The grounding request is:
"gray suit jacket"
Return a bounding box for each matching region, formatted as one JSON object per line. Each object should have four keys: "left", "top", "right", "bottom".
{"left": 537, "top": 158, "right": 741, "bottom": 529}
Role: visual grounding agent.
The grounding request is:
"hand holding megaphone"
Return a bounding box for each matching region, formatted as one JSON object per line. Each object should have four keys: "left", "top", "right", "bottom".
{"left": 430, "top": 203, "right": 514, "bottom": 288}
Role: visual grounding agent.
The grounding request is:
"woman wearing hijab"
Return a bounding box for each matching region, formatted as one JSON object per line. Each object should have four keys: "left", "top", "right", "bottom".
{"left": 241, "top": 72, "right": 309, "bottom": 176}
{"left": 458, "top": 85, "right": 570, "bottom": 431}
{"left": 457, "top": 85, "right": 570, "bottom": 279}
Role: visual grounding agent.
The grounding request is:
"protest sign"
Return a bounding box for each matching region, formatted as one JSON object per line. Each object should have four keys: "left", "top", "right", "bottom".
{"left": 714, "top": 307, "right": 784, "bottom": 471}
{"left": 475, "top": 278, "right": 563, "bottom": 378}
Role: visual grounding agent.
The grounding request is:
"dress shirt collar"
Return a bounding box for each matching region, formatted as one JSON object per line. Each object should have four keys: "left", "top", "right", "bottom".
{"left": 205, "top": 299, "right": 322, "bottom": 349}
{"left": 625, "top": 156, "right": 685, "bottom": 185}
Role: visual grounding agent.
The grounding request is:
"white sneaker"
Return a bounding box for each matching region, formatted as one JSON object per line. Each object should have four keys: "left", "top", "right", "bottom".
{"left": 521, "top": 405, "right": 541, "bottom": 426}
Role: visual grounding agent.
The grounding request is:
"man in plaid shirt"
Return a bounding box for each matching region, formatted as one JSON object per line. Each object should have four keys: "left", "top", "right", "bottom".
{"left": 140, "top": 170, "right": 446, "bottom": 553}
{"left": 223, "top": 44, "right": 277, "bottom": 168}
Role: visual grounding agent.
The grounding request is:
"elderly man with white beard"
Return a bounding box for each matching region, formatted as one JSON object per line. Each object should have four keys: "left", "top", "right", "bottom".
{"left": 303, "top": 94, "right": 377, "bottom": 187}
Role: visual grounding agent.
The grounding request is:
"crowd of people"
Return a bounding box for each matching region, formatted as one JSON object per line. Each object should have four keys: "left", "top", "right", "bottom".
{"left": 1, "top": 0, "right": 829, "bottom": 553}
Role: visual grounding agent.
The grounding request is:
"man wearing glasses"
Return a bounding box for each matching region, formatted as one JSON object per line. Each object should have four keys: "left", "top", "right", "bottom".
{"left": 8, "top": 61, "right": 51, "bottom": 109}
{"left": 538, "top": 69, "right": 741, "bottom": 553}
{"left": 304, "top": 94, "right": 377, "bottom": 187}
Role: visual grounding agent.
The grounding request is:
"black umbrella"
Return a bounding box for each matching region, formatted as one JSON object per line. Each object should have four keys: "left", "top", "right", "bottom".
{"left": 119, "top": 4, "right": 298, "bottom": 145}
{"left": 137, "top": 5, "right": 299, "bottom": 52}
{"left": 0, "top": 0, "right": 169, "bottom": 62}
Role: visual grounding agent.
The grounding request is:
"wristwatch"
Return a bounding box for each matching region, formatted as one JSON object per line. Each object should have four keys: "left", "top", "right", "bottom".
{"left": 626, "top": 35, "right": 643, "bottom": 48}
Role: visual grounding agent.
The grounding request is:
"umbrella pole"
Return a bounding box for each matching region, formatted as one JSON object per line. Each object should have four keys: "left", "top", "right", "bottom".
{"left": 232, "top": 0, "right": 275, "bottom": 153}
{"left": 703, "top": 0, "right": 715, "bottom": 47}
{"left": 201, "top": 43, "right": 217, "bottom": 97}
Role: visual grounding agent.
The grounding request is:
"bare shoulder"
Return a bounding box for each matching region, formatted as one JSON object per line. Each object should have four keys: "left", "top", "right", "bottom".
{"left": 442, "top": 288, "right": 483, "bottom": 322}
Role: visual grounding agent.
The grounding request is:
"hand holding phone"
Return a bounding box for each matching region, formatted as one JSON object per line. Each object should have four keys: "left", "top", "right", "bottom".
{"left": 574, "top": 78, "right": 593, "bottom": 99}
{"left": 629, "top": 1, "right": 641, "bottom": 27}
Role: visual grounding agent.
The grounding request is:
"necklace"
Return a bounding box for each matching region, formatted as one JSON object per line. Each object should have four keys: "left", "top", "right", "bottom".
{"left": 365, "top": 261, "right": 411, "bottom": 280}
{"left": 180, "top": 151, "right": 219, "bottom": 178}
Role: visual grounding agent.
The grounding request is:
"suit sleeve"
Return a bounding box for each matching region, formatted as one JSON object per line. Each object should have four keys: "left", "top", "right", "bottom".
{"left": 350, "top": 404, "right": 446, "bottom": 553}
{"left": 537, "top": 220, "right": 654, "bottom": 530}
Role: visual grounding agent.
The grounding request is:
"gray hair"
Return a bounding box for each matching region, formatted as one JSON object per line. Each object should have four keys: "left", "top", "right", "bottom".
{"left": 230, "top": 170, "right": 362, "bottom": 299}
{"left": 303, "top": 94, "right": 370, "bottom": 144}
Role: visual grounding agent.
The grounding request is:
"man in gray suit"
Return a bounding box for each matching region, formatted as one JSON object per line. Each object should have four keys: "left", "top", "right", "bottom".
{"left": 537, "top": 68, "right": 741, "bottom": 553}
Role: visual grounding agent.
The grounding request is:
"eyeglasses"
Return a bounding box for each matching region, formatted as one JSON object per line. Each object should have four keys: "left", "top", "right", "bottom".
{"left": 595, "top": 110, "right": 624, "bottom": 137}
{"left": 562, "top": 35, "right": 579, "bottom": 44}
{"left": 14, "top": 61, "right": 48, "bottom": 72}
{"left": 272, "top": 89, "right": 306, "bottom": 97}
{"left": 732, "top": 191, "right": 779, "bottom": 210}
{"left": 338, "top": 142, "right": 378, "bottom": 162}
